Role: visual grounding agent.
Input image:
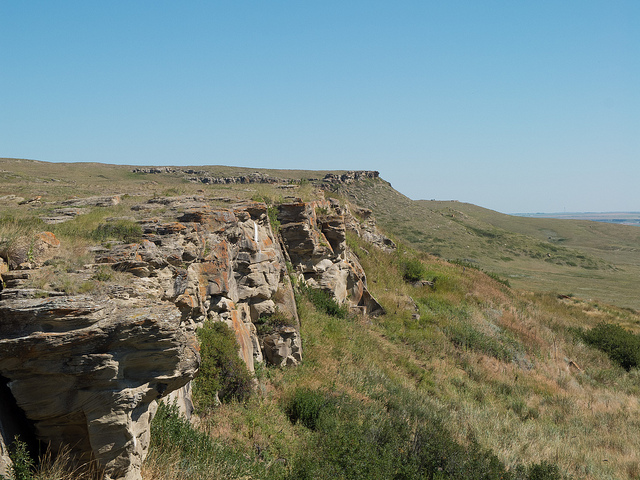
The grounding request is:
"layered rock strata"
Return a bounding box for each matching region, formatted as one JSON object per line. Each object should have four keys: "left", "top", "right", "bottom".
{"left": 0, "top": 194, "right": 387, "bottom": 479}
{"left": 278, "top": 199, "right": 384, "bottom": 316}
{"left": 0, "top": 296, "right": 199, "bottom": 480}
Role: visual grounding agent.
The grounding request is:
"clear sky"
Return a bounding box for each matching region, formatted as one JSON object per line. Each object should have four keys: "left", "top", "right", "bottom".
{"left": 1, "top": 1, "right": 638, "bottom": 213}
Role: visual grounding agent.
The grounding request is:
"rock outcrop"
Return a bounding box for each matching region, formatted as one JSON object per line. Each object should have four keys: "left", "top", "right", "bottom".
{"left": 0, "top": 296, "right": 199, "bottom": 480}
{"left": 0, "top": 230, "right": 61, "bottom": 270}
{"left": 278, "top": 199, "right": 384, "bottom": 316}
{"left": 344, "top": 205, "right": 397, "bottom": 253}
{"left": 0, "top": 192, "right": 388, "bottom": 479}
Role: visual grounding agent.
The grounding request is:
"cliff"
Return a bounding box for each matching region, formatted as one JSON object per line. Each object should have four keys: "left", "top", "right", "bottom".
{"left": 0, "top": 192, "right": 387, "bottom": 479}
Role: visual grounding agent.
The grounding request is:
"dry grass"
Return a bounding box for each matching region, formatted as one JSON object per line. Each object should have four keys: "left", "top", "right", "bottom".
{"left": 3, "top": 159, "right": 640, "bottom": 478}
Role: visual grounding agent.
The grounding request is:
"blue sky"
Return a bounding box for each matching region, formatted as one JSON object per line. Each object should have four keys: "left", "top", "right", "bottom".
{"left": 1, "top": 1, "right": 638, "bottom": 213}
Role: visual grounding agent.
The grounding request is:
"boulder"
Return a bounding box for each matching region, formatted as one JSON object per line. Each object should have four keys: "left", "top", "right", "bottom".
{"left": 262, "top": 327, "right": 302, "bottom": 367}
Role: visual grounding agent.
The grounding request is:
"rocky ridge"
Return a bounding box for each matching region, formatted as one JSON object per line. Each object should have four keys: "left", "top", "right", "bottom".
{"left": 0, "top": 192, "right": 391, "bottom": 479}
{"left": 130, "top": 168, "right": 380, "bottom": 188}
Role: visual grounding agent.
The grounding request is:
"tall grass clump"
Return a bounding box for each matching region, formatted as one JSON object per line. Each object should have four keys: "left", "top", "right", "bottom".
{"left": 0, "top": 214, "right": 46, "bottom": 266}
{"left": 91, "top": 220, "right": 142, "bottom": 244}
{"left": 193, "top": 321, "right": 253, "bottom": 408}
{"left": 401, "top": 258, "right": 427, "bottom": 282}
{"left": 150, "top": 402, "right": 216, "bottom": 464}
{"left": 147, "top": 402, "right": 281, "bottom": 480}
{"left": 445, "top": 322, "right": 514, "bottom": 362}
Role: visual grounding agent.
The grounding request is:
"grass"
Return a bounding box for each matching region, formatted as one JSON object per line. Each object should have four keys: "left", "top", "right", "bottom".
{"left": 337, "top": 177, "right": 640, "bottom": 310}
{"left": 143, "top": 233, "right": 640, "bottom": 479}
{"left": 3, "top": 159, "right": 640, "bottom": 479}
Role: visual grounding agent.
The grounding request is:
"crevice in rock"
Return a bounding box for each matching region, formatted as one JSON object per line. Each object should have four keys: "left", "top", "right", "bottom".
{"left": 0, "top": 374, "right": 37, "bottom": 461}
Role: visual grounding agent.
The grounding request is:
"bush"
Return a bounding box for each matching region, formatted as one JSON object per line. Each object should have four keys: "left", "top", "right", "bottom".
{"left": 284, "top": 388, "right": 561, "bottom": 480}
{"left": 255, "top": 308, "right": 296, "bottom": 336}
{"left": 580, "top": 322, "right": 640, "bottom": 371}
{"left": 285, "top": 388, "right": 334, "bottom": 431}
{"left": 1, "top": 436, "right": 34, "bottom": 480}
{"left": 194, "top": 321, "right": 253, "bottom": 407}
{"left": 150, "top": 402, "right": 215, "bottom": 460}
{"left": 148, "top": 402, "right": 278, "bottom": 478}
{"left": 300, "top": 285, "right": 348, "bottom": 319}
{"left": 267, "top": 205, "right": 281, "bottom": 233}
{"left": 402, "top": 258, "right": 427, "bottom": 282}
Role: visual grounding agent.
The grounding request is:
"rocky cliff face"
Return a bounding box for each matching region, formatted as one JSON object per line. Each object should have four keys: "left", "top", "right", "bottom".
{"left": 0, "top": 193, "right": 386, "bottom": 479}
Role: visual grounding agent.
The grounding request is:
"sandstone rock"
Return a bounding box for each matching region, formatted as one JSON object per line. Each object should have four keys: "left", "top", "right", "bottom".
{"left": 322, "top": 171, "right": 379, "bottom": 185}
{"left": 278, "top": 200, "right": 384, "bottom": 315}
{"left": 262, "top": 327, "right": 302, "bottom": 367}
{"left": 0, "top": 231, "right": 61, "bottom": 269}
{"left": 161, "top": 382, "right": 195, "bottom": 420}
{"left": 40, "top": 207, "right": 89, "bottom": 224}
{"left": 61, "top": 195, "right": 121, "bottom": 207}
{"left": 317, "top": 214, "right": 346, "bottom": 254}
{"left": 0, "top": 198, "right": 308, "bottom": 478}
{"left": 0, "top": 194, "right": 25, "bottom": 203}
{"left": 344, "top": 205, "right": 396, "bottom": 253}
{"left": 0, "top": 297, "right": 199, "bottom": 480}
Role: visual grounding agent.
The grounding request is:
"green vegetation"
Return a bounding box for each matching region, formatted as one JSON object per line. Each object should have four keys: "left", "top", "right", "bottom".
{"left": 147, "top": 402, "right": 284, "bottom": 480}
{"left": 400, "top": 257, "right": 427, "bottom": 282}
{"left": 193, "top": 321, "right": 253, "bottom": 407}
{"left": 298, "top": 284, "right": 348, "bottom": 319}
{"left": 1, "top": 437, "right": 34, "bottom": 480}
{"left": 4, "top": 160, "right": 640, "bottom": 479}
{"left": 576, "top": 323, "right": 640, "bottom": 371}
{"left": 267, "top": 205, "right": 281, "bottom": 233}
{"left": 337, "top": 176, "right": 640, "bottom": 310}
{"left": 285, "top": 386, "right": 562, "bottom": 480}
{"left": 255, "top": 308, "right": 297, "bottom": 336}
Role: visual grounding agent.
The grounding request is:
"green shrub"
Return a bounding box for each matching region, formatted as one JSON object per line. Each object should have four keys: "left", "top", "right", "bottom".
{"left": 285, "top": 388, "right": 335, "bottom": 431}
{"left": 1, "top": 436, "right": 34, "bottom": 480}
{"left": 402, "top": 258, "right": 427, "bottom": 282}
{"left": 300, "top": 285, "right": 348, "bottom": 319}
{"left": 194, "top": 321, "right": 253, "bottom": 407}
{"left": 580, "top": 323, "right": 640, "bottom": 371}
{"left": 149, "top": 402, "right": 279, "bottom": 478}
{"left": 151, "top": 402, "right": 215, "bottom": 460}
{"left": 267, "top": 205, "right": 281, "bottom": 233}
{"left": 525, "top": 461, "right": 563, "bottom": 480}
{"left": 284, "top": 388, "right": 561, "bottom": 480}
{"left": 92, "top": 220, "right": 142, "bottom": 243}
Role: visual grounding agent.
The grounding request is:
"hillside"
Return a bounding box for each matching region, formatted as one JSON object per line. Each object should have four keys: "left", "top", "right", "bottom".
{"left": 332, "top": 176, "right": 640, "bottom": 310}
{"left": 1, "top": 158, "right": 640, "bottom": 480}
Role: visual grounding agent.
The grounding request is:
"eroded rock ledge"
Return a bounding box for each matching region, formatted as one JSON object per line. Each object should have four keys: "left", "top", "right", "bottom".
{"left": 0, "top": 194, "right": 387, "bottom": 479}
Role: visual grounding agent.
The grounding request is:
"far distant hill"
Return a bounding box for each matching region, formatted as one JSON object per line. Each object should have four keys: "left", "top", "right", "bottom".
{"left": 514, "top": 212, "right": 640, "bottom": 227}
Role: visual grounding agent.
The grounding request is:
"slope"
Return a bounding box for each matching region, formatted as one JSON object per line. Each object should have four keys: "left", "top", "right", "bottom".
{"left": 335, "top": 177, "right": 640, "bottom": 310}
